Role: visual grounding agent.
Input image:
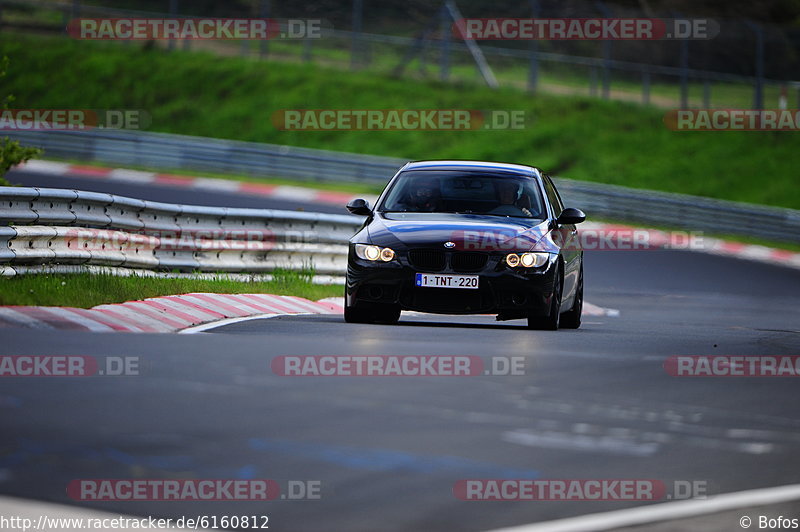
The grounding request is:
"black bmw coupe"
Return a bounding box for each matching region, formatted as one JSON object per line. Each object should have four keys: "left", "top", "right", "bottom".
{"left": 344, "top": 161, "right": 585, "bottom": 330}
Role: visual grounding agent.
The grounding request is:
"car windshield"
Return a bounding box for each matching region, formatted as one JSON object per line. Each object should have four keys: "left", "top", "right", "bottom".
{"left": 378, "top": 169, "right": 546, "bottom": 219}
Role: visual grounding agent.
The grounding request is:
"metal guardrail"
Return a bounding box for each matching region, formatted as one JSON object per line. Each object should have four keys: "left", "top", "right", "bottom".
{"left": 555, "top": 178, "right": 800, "bottom": 244}
{"left": 7, "top": 129, "right": 405, "bottom": 184}
{"left": 0, "top": 186, "right": 363, "bottom": 275}
{"left": 7, "top": 129, "right": 800, "bottom": 244}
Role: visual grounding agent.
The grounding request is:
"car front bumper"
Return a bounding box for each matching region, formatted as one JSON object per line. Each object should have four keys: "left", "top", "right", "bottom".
{"left": 346, "top": 253, "right": 558, "bottom": 316}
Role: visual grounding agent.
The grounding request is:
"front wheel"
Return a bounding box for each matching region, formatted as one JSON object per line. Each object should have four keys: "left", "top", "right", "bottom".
{"left": 344, "top": 304, "right": 401, "bottom": 325}
{"left": 527, "top": 270, "right": 561, "bottom": 330}
{"left": 344, "top": 305, "right": 371, "bottom": 323}
{"left": 374, "top": 306, "right": 401, "bottom": 324}
{"left": 560, "top": 266, "right": 583, "bottom": 329}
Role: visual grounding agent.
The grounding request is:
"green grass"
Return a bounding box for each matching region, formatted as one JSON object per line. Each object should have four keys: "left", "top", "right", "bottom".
{"left": 255, "top": 37, "right": 779, "bottom": 109}
{"left": 0, "top": 271, "right": 342, "bottom": 308}
{"left": 2, "top": 33, "right": 800, "bottom": 210}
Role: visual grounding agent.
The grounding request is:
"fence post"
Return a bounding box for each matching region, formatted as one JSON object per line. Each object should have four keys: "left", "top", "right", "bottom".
{"left": 350, "top": 0, "right": 363, "bottom": 70}
{"left": 528, "top": 0, "right": 540, "bottom": 93}
{"left": 602, "top": 41, "right": 611, "bottom": 99}
{"left": 63, "top": 0, "right": 81, "bottom": 34}
{"left": 594, "top": 1, "right": 612, "bottom": 99}
{"left": 680, "top": 39, "right": 689, "bottom": 108}
{"left": 747, "top": 21, "right": 765, "bottom": 109}
{"left": 439, "top": 6, "right": 450, "bottom": 81}
{"left": 259, "top": 0, "right": 270, "bottom": 59}
{"left": 168, "top": 0, "right": 178, "bottom": 51}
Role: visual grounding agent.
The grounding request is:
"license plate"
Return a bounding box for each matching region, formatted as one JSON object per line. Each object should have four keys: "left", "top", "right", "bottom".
{"left": 415, "top": 273, "right": 479, "bottom": 289}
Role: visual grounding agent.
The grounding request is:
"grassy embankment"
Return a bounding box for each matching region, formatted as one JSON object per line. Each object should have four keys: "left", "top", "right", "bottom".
{"left": 1, "top": 33, "right": 798, "bottom": 210}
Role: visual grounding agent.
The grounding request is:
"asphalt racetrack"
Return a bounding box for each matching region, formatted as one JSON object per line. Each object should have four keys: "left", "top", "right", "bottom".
{"left": 2, "top": 167, "right": 799, "bottom": 531}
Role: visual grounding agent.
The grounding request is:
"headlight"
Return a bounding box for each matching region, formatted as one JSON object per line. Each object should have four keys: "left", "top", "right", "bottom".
{"left": 506, "top": 252, "right": 550, "bottom": 268}
{"left": 355, "top": 244, "right": 395, "bottom": 262}
{"left": 380, "top": 247, "right": 395, "bottom": 261}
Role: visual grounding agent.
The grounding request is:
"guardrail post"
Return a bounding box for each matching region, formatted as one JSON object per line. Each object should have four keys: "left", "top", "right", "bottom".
{"left": 0, "top": 228, "right": 17, "bottom": 264}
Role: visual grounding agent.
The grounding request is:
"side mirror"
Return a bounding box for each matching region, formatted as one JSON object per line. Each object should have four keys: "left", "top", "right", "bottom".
{"left": 556, "top": 207, "right": 585, "bottom": 225}
{"left": 346, "top": 198, "right": 372, "bottom": 216}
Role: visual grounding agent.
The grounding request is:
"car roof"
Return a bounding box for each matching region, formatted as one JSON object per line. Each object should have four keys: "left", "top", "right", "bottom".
{"left": 403, "top": 160, "right": 541, "bottom": 177}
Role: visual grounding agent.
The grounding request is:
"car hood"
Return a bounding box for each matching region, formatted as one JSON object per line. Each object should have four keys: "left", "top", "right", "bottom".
{"left": 368, "top": 212, "right": 552, "bottom": 252}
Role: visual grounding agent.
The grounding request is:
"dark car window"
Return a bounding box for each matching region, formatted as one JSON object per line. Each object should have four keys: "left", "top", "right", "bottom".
{"left": 542, "top": 174, "right": 564, "bottom": 217}
{"left": 378, "top": 169, "right": 546, "bottom": 219}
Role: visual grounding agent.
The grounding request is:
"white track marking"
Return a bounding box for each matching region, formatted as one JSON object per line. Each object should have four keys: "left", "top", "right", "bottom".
{"left": 37, "top": 307, "right": 115, "bottom": 332}
{"left": 21, "top": 160, "right": 71, "bottom": 174}
{"left": 0, "top": 308, "right": 56, "bottom": 329}
{"left": 108, "top": 169, "right": 156, "bottom": 183}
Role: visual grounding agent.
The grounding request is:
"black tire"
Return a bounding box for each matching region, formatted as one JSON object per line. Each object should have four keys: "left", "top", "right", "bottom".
{"left": 344, "top": 304, "right": 400, "bottom": 324}
{"left": 560, "top": 266, "right": 583, "bottom": 329}
{"left": 344, "top": 304, "right": 371, "bottom": 323}
{"left": 528, "top": 268, "right": 562, "bottom": 330}
{"left": 374, "top": 306, "right": 401, "bottom": 324}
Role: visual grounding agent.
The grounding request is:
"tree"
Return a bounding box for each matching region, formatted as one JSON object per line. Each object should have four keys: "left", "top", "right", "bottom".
{"left": 0, "top": 56, "right": 42, "bottom": 186}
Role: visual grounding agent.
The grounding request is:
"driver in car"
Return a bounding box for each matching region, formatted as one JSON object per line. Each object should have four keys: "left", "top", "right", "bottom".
{"left": 489, "top": 180, "right": 533, "bottom": 216}
{"left": 399, "top": 177, "right": 442, "bottom": 212}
